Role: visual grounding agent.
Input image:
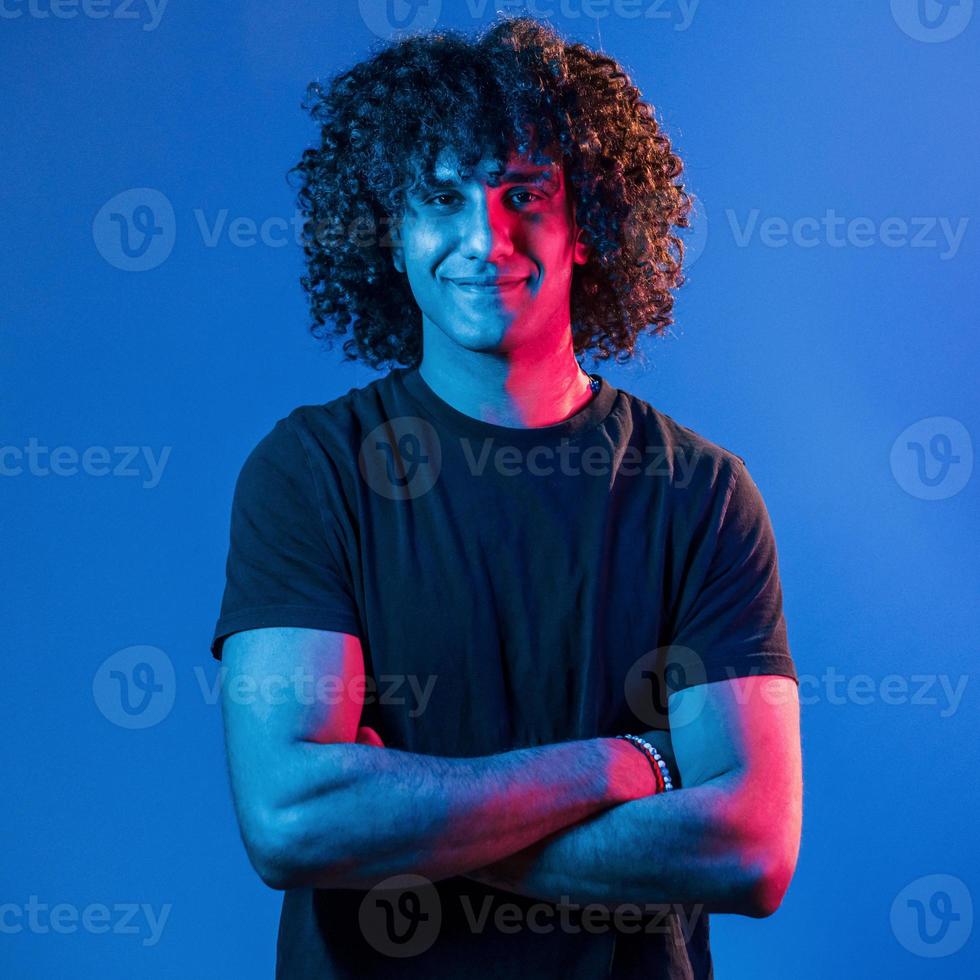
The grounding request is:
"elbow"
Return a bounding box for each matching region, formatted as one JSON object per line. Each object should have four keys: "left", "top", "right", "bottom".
{"left": 245, "top": 804, "right": 307, "bottom": 892}
{"left": 257, "top": 861, "right": 293, "bottom": 893}
{"left": 255, "top": 850, "right": 295, "bottom": 893}
{"left": 239, "top": 757, "right": 360, "bottom": 890}
{"left": 740, "top": 853, "right": 797, "bottom": 918}
{"left": 250, "top": 800, "right": 357, "bottom": 892}
{"left": 711, "top": 809, "right": 798, "bottom": 917}
{"left": 715, "top": 777, "right": 801, "bottom": 919}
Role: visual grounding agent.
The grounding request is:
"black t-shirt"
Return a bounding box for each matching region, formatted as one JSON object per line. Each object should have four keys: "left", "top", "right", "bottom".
{"left": 211, "top": 365, "right": 799, "bottom": 979}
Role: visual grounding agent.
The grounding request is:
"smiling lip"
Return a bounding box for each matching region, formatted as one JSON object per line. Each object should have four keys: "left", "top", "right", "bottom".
{"left": 449, "top": 276, "right": 528, "bottom": 292}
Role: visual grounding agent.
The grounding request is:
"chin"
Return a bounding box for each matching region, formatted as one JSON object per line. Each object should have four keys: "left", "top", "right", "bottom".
{"left": 439, "top": 316, "right": 517, "bottom": 352}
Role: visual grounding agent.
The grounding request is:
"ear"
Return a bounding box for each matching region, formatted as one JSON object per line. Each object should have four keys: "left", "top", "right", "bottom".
{"left": 389, "top": 220, "right": 406, "bottom": 274}
{"left": 570, "top": 209, "right": 590, "bottom": 265}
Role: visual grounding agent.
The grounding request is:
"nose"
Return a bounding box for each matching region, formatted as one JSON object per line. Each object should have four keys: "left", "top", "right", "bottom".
{"left": 458, "top": 190, "right": 515, "bottom": 264}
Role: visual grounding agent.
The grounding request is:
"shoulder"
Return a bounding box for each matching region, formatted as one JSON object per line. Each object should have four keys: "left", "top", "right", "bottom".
{"left": 611, "top": 384, "right": 747, "bottom": 499}
{"left": 248, "top": 369, "right": 406, "bottom": 468}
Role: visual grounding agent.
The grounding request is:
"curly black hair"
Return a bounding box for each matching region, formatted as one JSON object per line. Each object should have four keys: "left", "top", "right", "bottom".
{"left": 288, "top": 16, "right": 693, "bottom": 372}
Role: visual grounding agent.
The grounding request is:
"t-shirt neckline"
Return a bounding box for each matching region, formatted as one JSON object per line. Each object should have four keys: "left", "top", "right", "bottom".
{"left": 395, "top": 365, "right": 617, "bottom": 446}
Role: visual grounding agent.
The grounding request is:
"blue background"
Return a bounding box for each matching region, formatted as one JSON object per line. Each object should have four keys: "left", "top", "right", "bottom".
{"left": 2, "top": 1, "right": 977, "bottom": 975}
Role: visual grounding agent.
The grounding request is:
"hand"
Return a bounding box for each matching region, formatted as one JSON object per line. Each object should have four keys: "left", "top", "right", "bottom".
{"left": 462, "top": 839, "right": 548, "bottom": 894}
{"left": 356, "top": 725, "right": 385, "bottom": 748}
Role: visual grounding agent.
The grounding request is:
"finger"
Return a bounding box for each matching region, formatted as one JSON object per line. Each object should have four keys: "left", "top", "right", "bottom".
{"left": 356, "top": 725, "right": 385, "bottom": 748}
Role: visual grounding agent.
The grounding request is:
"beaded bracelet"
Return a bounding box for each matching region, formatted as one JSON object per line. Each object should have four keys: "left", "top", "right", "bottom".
{"left": 616, "top": 734, "right": 675, "bottom": 793}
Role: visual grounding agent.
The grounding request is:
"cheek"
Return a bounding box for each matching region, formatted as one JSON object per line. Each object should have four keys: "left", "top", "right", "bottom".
{"left": 404, "top": 224, "right": 446, "bottom": 269}
{"left": 534, "top": 205, "right": 575, "bottom": 239}
{"left": 528, "top": 218, "right": 578, "bottom": 266}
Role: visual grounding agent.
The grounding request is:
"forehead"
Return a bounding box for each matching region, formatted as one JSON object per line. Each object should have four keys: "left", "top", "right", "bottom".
{"left": 428, "top": 146, "right": 558, "bottom": 185}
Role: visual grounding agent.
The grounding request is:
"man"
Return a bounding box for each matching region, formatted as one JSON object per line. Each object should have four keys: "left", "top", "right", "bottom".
{"left": 211, "top": 16, "right": 802, "bottom": 978}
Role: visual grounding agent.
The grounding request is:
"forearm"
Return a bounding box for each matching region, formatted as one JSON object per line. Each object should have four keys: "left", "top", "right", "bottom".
{"left": 464, "top": 771, "right": 763, "bottom": 915}
{"left": 268, "top": 737, "right": 653, "bottom": 891}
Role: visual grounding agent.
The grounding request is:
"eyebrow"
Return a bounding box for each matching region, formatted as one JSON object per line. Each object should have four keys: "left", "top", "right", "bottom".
{"left": 492, "top": 168, "right": 557, "bottom": 186}
{"left": 416, "top": 168, "right": 559, "bottom": 193}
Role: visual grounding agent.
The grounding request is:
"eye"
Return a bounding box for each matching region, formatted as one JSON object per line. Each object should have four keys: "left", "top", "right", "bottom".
{"left": 421, "top": 189, "right": 543, "bottom": 208}
{"left": 509, "top": 190, "right": 543, "bottom": 206}
{"left": 425, "top": 192, "right": 459, "bottom": 207}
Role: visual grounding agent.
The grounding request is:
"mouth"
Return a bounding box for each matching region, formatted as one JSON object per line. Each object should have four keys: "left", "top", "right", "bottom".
{"left": 448, "top": 276, "right": 529, "bottom": 294}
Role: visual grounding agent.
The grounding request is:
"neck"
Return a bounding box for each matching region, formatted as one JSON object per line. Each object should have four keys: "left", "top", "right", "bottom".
{"left": 417, "top": 322, "right": 595, "bottom": 429}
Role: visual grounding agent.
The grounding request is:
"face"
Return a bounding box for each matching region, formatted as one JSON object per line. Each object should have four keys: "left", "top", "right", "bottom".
{"left": 391, "top": 145, "right": 589, "bottom": 354}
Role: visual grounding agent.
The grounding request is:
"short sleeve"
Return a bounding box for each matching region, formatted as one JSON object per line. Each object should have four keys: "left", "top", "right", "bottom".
{"left": 666, "top": 460, "right": 798, "bottom": 693}
{"left": 210, "top": 416, "right": 362, "bottom": 659}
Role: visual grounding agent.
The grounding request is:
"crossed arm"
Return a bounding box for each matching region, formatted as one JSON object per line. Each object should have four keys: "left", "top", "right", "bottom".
{"left": 456, "top": 676, "right": 802, "bottom": 917}
{"left": 220, "top": 628, "right": 802, "bottom": 919}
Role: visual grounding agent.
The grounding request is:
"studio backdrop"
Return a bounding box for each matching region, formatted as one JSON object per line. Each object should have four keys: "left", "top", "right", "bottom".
{"left": 2, "top": 2, "right": 977, "bottom": 977}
